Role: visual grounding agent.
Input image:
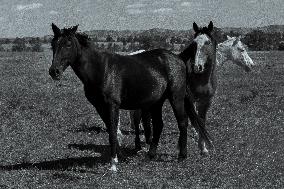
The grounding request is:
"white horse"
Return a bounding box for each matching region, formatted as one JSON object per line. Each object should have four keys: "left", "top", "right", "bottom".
{"left": 217, "top": 35, "right": 254, "bottom": 71}
{"left": 117, "top": 36, "right": 255, "bottom": 144}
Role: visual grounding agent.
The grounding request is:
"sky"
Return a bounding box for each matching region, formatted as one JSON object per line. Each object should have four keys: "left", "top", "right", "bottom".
{"left": 0, "top": 0, "right": 283, "bottom": 37}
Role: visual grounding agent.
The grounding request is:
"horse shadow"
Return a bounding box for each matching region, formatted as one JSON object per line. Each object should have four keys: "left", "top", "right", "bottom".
{"left": 0, "top": 144, "right": 138, "bottom": 171}
{"left": 71, "top": 125, "right": 144, "bottom": 135}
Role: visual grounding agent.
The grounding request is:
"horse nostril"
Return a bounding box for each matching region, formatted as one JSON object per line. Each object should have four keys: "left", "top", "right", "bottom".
{"left": 198, "top": 65, "right": 203, "bottom": 72}
{"left": 55, "top": 69, "right": 60, "bottom": 76}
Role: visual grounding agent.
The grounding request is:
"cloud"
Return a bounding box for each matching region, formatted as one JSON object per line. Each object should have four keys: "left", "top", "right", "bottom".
{"left": 126, "top": 3, "right": 147, "bottom": 15}
{"left": 153, "top": 8, "right": 173, "bottom": 14}
{"left": 181, "top": 2, "right": 190, "bottom": 7}
{"left": 49, "top": 10, "right": 58, "bottom": 15}
{"left": 126, "top": 9, "right": 145, "bottom": 15}
{"left": 16, "top": 3, "right": 43, "bottom": 11}
{"left": 126, "top": 3, "right": 146, "bottom": 9}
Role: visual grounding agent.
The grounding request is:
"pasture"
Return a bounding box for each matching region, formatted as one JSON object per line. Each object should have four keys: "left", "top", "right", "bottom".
{"left": 0, "top": 51, "right": 283, "bottom": 188}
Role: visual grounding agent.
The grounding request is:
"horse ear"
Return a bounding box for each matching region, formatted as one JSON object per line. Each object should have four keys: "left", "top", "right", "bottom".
{"left": 193, "top": 22, "right": 199, "bottom": 33}
{"left": 52, "top": 23, "right": 61, "bottom": 37}
{"left": 208, "top": 21, "right": 213, "bottom": 33}
{"left": 71, "top": 25, "right": 79, "bottom": 34}
{"left": 232, "top": 37, "right": 240, "bottom": 46}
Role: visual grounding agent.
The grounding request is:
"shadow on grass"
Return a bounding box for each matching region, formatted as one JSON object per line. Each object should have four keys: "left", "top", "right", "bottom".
{"left": 70, "top": 125, "right": 144, "bottom": 135}
{"left": 0, "top": 144, "right": 138, "bottom": 171}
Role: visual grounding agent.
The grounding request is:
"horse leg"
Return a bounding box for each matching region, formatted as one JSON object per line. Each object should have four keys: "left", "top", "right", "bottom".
{"left": 132, "top": 110, "right": 142, "bottom": 151}
{"left": 86, "top": 96, "right": 120, "bottom": 172}
{"left": 141, "top": 110, "right": 152, "bottom": 145}
{"left": 129, "top": 110, "right": 140, "bottom": 130}
{"left": 196, "top": 98, "right": 212, "bottom": 155}
{"left": 147, "top": 103, "right": 164, "bottom": 159}
{"left": 117, "top": 111, "right": 123, "bottom": 146}
{"left": 169, "top": 96, "right": 188, "bottom": 160}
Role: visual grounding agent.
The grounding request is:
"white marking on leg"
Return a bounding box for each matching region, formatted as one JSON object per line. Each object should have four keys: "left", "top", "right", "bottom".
{"left": 202, "top": 141, "right": 209, "bottom": 154}
{"left": 117, "top": 111, "right": 123, "bottom": 146}
{"left": 110, "top": 155, "right": 118, "bottom": 172}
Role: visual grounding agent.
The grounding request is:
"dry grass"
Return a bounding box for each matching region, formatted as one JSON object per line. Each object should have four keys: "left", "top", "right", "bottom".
{"left": 0, "top": 51, "right": 283, "bottom": 188}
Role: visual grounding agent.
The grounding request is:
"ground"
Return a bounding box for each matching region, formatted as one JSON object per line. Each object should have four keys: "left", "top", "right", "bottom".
{"left": 0, "top": 51, "right": 283, "bottom": 188}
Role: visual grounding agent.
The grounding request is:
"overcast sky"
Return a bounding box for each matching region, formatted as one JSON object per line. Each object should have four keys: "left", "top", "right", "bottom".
{"left": 0, "top": 0, "right": 283, "bottom": 37}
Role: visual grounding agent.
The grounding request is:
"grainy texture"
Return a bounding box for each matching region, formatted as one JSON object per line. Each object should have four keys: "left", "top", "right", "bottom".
{"left": 0, "top": 51, "right": 283, "bottom": 188}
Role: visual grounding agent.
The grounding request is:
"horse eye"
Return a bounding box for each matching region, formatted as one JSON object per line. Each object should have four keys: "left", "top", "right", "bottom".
{"left": 238, "top": 47, "right": 244, "bottom": 52}
{"left": 66, "top": 41, "right": 72, "bottom": 48}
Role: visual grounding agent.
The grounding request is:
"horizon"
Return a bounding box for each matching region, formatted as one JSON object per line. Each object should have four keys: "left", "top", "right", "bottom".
{"left": 1, "top": 23, "right": 284, "bottom": 39}
{"left": 0, "top": 0, "right": 283, "bottom": 38}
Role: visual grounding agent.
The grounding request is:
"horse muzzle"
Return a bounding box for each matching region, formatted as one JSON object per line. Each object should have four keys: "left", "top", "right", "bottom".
{"left": 49, "top": 67, "right": 62, "bottom": 80}
{"left": 194, "top": 65, "right": 204, "bottom": 73}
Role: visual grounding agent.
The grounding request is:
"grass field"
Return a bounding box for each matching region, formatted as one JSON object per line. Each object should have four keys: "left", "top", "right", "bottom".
{"left": 0, "top": 51, "right": 283, "bottom": 188}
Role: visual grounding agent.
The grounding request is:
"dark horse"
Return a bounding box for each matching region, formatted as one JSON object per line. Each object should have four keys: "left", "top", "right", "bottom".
{"left": 131, "top": 21, "right": 217, "bottom": 155}
{"left": 48, "top": 24, "right": 211, "bottom": 171}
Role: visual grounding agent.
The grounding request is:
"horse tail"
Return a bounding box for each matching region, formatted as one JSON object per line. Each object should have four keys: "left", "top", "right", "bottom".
{"left": 184, "top": 89, "right": 214, "bottom": 149}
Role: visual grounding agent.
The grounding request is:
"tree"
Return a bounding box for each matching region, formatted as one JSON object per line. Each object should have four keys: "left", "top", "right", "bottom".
{"left": 279, "top": 41, "right": 284, "bottom": 50}
{"left": 30, "top": 37, "right": 43, "bottom": 52}
{"left": 139, "top": 36, "right": 153, "bottom": 50}
{"left": 12, "top": 38, "right": 26, "bottom": 52}
{"left": 106, "top": 35, "right": 114, "bottom": 42}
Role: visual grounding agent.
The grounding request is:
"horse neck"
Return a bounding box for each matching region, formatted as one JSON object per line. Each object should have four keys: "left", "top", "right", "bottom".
{"left": 70, "top": 46, "right": 106, "bottom": 86}
{"left": 179, "top": 42, "right": 196, "bottom": 63}
{"left": 201, "top": 58, "right": 216, "bottom": 82}
{"left": 217, "top": 43, "right": 232, "bottom": 65}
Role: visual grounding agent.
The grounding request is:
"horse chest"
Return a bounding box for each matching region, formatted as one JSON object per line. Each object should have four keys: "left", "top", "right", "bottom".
{"left": 192, "top": 83, "right": 214, "bottom": 98}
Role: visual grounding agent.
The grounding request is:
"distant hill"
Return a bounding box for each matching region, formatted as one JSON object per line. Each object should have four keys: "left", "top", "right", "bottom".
{"left": 82, "top": 24, "right": 283, "bottom": 41}
{"left": 222, "top": 25, "right": 284, "bottom": 35}
{"left": 0, "top": 24, "right": 283, "bottom": 52}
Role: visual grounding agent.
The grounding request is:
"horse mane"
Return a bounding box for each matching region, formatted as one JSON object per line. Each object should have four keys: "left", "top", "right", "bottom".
{"left": 178, "top": 42, "right": 197, "bottom": 63}
{"left": 52, "top": 27, "right": 91, "bottom": 47}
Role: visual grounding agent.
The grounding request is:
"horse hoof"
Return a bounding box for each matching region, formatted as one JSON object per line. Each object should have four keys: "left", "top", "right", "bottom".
{"left": 200, "top": 150, "right": 209, "bottom": 157}
{"left": 109, "top": 164, "right": 118, "bottom": 172}
{"left": 135, "top": 145, "right": 142, "bottom": 152}
{"left": 147, "top": 152, "right": 156, "bottom": 159}
{"left": 178, "top": 154, "right": 187, "bottom": 161}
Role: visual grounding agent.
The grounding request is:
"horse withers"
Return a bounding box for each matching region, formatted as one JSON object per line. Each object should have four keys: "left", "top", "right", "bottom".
{"left": 48, "top": 24, "right": 211, "bottom": 172}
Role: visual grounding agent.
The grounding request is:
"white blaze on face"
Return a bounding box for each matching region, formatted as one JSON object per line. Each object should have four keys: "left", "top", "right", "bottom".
{"left": 194, "top": 34, "right": 210, "bottom": 72}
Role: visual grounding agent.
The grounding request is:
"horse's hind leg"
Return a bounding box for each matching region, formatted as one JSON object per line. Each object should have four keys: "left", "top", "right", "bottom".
{"left": 132, "top": 110, "right": 142, "bottom": 151}
{"left": 169, "top": 96, "right": 188, "bottom": 160}
{"left": 147, "top": 103, "right": 164, "bottom": 159}
{"left": 196, "top": 98, "right": 212, "bottom": 155}
{"left": 117, "top": 111, "right": 124, "bottom": 146}
{"left": 141, "top": 111, "right": 152, "bottom": 145}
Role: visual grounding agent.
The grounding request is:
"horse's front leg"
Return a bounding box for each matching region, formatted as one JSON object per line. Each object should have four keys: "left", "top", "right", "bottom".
{"left": 196, "top": 98, "right": 212, "bottom": 155}
{"left": 106, "top": 105, "right": 120, "bottom": 172}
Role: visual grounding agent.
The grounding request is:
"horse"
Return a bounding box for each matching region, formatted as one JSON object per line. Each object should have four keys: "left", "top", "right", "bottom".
{"left": 124, "top": 34, "right": 256, "bottom": 154}
{"left": 217, "top": 35, "right": 254, "bottom": 71}
{"left": 127, "top": 21, "right": 217, "bottom": 155}
{"left": 48, "top": 23, "right": 211, "bottom": 172}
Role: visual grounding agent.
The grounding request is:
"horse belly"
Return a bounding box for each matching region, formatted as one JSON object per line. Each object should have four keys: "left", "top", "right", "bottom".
{"left": 120, "top": 81, "right": 166, "bottom": 110}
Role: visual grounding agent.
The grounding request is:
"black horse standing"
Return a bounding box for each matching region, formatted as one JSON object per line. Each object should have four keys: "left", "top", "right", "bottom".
{"left": 48, "top": 24, "right": 211, "bottom": 171}
{"left": 131, "top": 21, "right": 217, "bottom": 155}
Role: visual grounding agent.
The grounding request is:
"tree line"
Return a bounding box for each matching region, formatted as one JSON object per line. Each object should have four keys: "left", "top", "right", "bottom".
{"left": 0, "top": 28, "right": 283, "bottom": 52}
